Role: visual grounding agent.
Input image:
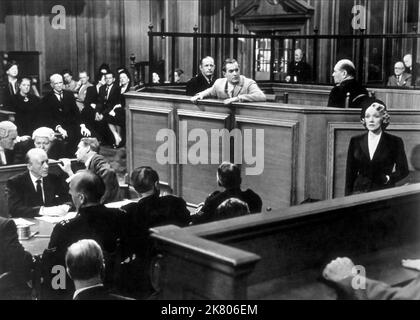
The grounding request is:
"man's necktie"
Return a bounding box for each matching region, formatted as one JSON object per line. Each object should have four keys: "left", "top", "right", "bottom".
{"left": 36, "top": 179, "right": 44, "bottom": 205}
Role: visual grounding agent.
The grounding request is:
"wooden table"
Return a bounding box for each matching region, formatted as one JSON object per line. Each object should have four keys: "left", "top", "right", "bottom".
{"left": 19, "top": 219, "right": 55, "bottom": 256}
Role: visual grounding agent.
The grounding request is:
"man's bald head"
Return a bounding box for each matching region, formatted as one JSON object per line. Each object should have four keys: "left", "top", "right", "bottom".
{"left": 294, "top": 49, "right": 304, "bottom": 62}
{"left": 69, "top": 170, "right": 105, "bottom": 209}
{"left": 333, "top": 59, "right": 356, "bottom": 84}
{"left": 403, "top": 54, "right": 412, "bottom": 69}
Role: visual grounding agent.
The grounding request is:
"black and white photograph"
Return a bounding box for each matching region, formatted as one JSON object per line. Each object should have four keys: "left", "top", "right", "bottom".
{"left": 0, "top": 0, "right": 420, "bottom": 305}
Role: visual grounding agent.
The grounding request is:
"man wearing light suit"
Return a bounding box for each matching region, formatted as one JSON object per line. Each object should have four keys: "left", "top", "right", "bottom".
{"left": 191, "top": 58, "right": 266, "bottom": 105}
{"left": 387, "top": 61, "right": 412, "bottom": 87}
{"left": 74, "top": 71, "right": 93, "bottom": 111}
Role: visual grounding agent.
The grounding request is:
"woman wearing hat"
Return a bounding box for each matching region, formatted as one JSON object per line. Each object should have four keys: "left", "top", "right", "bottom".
{"left": 345, "top": 98, "right": 409, "bottom": 195}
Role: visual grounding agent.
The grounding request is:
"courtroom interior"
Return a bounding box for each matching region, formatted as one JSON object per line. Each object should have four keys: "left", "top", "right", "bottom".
{"left": 1, "top": 0, "right": 420, "bottom": 300}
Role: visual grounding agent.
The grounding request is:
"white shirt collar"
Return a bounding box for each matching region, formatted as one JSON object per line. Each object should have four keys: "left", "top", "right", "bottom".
{"left": 29, "top": 171, "right": 43, "bottom": 187}
{"left": 73, "top": 283, "right": 104, "bottom": 300}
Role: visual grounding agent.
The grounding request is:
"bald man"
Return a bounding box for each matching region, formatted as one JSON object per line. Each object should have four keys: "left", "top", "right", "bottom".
{"left": 387, "top": 61, "right": 412, "bottom": 87}
{"left": 40, "top": 74, "right": 90, "bottom": 156}
{"left": 327, "top": 59, "right": 368, "bottom": 108}
{"left": 7, "top": 148, "right": 71, "bottom": 218}
{"left": 286, "top": 49, "right": 311, "bottom": 83}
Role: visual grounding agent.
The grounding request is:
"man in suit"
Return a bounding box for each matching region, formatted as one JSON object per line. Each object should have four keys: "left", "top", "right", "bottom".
{"left": 191, "top": 58, "right": 266, "bottom": 105}
{"left": 0, "top": 217, "right": 33, "bottom": 299}
{"left": 120, "top": 166, "right": 190, "bottom": 299}
{"left": 32, "top": 126, "right": 66, "bottom": 160}
{"left": 0, "top": 120, "right": 18, "bottom": 165}
{"left": 47, "top": 170, "right": 123, "bottom": 298}
{"left": 192, "top": 161, "right": 262, "bottom": 225}
{"left": 403, "top": 53, "right": 420, "bottom": 87}
{"left": 186, "top": 56, "right": 216, "bottom": 96}
{"left": 97, "top": 71, "right": 122, "bottom": 146}
{"left": 74, "top": 71, "right": 93, "bottom": 112}
{"left": 40, "top": 74, "right": 91, "bottom": 156}
{"left": 285, "top": 48, "right": 311, "bottom": 83}
{"left": 7, "top": 148, "right": 71, "bottom": 218}
{"left": 12, "top": 78, "right": 41, "bottom": 136}
{"left": 66, "top": 239, "right": 131, "bottom": 300}
{"left": 327, "top": 59, "right": 368, "bottom": 108}
{"left": 2, "top": 61, "right": 19, "bottom": 111}
{"left": 387, "top": 61, "right": 412, "bottom": 87}
{"left": 58, "top": 137, "right": 120, "bottom": 204}
{"left": 323, "top": 257, "right": 420, "bottom": 299}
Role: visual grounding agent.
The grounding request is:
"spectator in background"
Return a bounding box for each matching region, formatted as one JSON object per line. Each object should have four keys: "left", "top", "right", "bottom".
{"left": 192, "top": 161, "right": 262, "bottom": 225}
{"left": 152, "top": 72, "right": 160, "bottom": 84}
{"left": 12, "top": 77, "right": 41, "bottom": 136}
{"left": 214, "top": 198, "right": 250, "bottom": 221}
{"left": 345, "top": 98, "right": 408, "bottom": 195}
{"left": 286, "top": 48, "right": 311, "bottom": 83}
{"left": 173, "top": 68, "right": 188, "bottom": 83}
{"left": 74, "top": 71, "right": 93, "bottom": 112}
{"left": 327, "top": 59, "right": 368, "bottom": 108}
{"left": 186, "top": 56, "right": 216, "bottom": 96}
{"left": 2, "top": 61, "right": 19, "bottom": 110}
{"left": 62, "top": 69, "right": 78, "bottom": 93}
{"left": 66, "top": 239, "right": 131, "bottom": 300}
{"left": 403, "top": 54, "right": 420, "bottom": 86}
{"left": 191, "top": 58, "right": 266, "bottom": 105}
{"left": 387, "top": 61, "right": 412, "bottom": 87}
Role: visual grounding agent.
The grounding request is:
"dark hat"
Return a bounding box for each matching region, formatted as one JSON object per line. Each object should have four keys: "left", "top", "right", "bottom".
{"left": 4, "top": 60, "right": 18, "bottom": 73}
{"left": 359, "top": 97, "right": 387, "bottom": 119}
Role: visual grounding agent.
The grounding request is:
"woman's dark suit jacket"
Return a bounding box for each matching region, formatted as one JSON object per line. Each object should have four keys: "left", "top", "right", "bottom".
{"left": 345, "top": 132, "right": 409, "bottom": 195}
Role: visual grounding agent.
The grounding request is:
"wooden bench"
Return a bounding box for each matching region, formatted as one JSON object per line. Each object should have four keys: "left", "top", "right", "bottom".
{"left": 151, "top": 184, "right": 420, "bottom": 299}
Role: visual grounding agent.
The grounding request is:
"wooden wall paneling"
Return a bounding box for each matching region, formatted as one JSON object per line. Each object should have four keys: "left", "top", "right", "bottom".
{"left": 326, "top": 122, "right": 420, "bottom": 199}
{"left": 177, "top": 109, "right": 231, "bottom": 205}
{"left": 235, "top": 116, "right": 299, "bottom": 210}
{"left": 127, "top": 103, "right": 174, "bottom": 192}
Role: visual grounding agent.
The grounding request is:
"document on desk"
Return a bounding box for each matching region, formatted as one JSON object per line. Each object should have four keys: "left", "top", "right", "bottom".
{"left": 105, "top": 199, "right": 135, "bottom": 208}
{"left": 35, "top": 211, "right": 77, "bottom": 224}
{"left": 12, "top": 218, "right": 36, "bottom": 227}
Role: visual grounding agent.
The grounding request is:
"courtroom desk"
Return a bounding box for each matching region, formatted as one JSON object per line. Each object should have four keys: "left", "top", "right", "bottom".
{"left": 262, "top": 83, "right": 420, "bottom": 110}
{"left": 151, "top": 184, "right": 420, "bottom": 300}
{"left": 125, "top": 91, "right": 420, "bottom": 211}
{"left": 19, "top": 219, "right": 55, "bottom": 256}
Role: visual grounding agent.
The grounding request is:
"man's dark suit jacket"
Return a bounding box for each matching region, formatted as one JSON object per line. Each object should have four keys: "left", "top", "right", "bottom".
{"left": 0, "top": 217, "right": 33, "bottom": 298}
{"left": 40, "top": 90, "right": 82, "bottom": 155}
{"left": 335, "top": 274, "right": 420, "bottom": 299}
{"left": 0, "top": 217, "right": 32, "bottom": 278}
{"left": 11, "top": 93, "right": 41, "bottom": 136}
{"left": 87, "top": 154, "right": 120, "bottom": 204}
{"left": 288, "top": 61, "right": 311, "bottom": 82}
{"left": 120, "top": 194, "right": 190, "bottom": 299}
{"left": 186, "top": 73, "right": 215, "bottom": 96}
{"left": 74, "top": 285, "right": 133, "bottom": 300}
{"left": 7, "top": 171, "right": 71, "bottom": 218}
{"left": 327, "top": 78, "right": 368, "bottom": 108}
{"left": 192, "top": 188, "right": 262, "bottom": 225}
{"left": 345, "top": 132, "right": 409, "bottom": 196}
{"left": 97, "top": 83, "right": 121, "bottom": 115}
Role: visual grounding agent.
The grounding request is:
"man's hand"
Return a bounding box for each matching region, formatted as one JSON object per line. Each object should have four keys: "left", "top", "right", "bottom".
{"left": 285, "top": 75, "right": 291, "bottom": 82}
{"left": 80, "top": 124, "right": 91, "bottom": 137}
{"left": 95, "top": 112, "right": 103, "bottom": 121}
{"left": 90, "top": 103, "right": 96, "bottom": 109}
{"left": 223, "top": 97, "right": 240, "bottom": 105}
{"left": 402, "top": 259, "right": 420, "bottom": 271}
{"left": 58, "top": 158, "right": 74, "bottom": 177}
{"left": 190, "top": 95, "right": 203, "bottom": 104}
{"left": 109, "top": 110, "right": 116, "bottom": 117}
{"left": 322, "top": 257, "right": 355, "bottom": 282}
{"left": 57, "top": 126, "right": 68, "bottom": 139}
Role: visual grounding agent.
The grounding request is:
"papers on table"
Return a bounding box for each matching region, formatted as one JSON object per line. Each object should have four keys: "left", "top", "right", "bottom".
{"left": 35, "top": 211, "right": 77, "bottom": 224}
{"left": 12, "top": 218, "right": 35, "bottom": 227}
{"left": 105, "top": 199, "right": 135, "bottom": 208}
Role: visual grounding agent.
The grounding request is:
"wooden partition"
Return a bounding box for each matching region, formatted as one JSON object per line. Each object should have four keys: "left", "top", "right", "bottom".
{"left": 125, "top": 92, "right": 420, "bottom": 210}
{"left": 151, "top": 184, "right": 420, "bottom": 300}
